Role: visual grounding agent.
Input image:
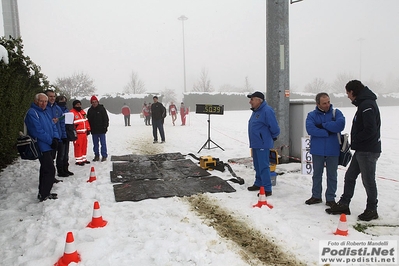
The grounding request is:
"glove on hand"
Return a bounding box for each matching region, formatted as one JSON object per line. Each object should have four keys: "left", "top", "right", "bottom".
{"left": 51, "top": 138, "right": 58, "bottom": 150}
{"left": 273, "top": 137, "right": 277, "bottom": 141}
{"left": 315, "top": 124, "right": 323, "bottom": 129}
{"left": 87, "top": 130, "right": 91, "bottom": 136}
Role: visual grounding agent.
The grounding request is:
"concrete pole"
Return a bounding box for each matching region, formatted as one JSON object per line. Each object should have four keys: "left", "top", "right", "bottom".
{"left": 2, "top": 0, "right": 21, "bottom": 39}
{"left": 266, "top": 0, "right": 290, "bottom": 163}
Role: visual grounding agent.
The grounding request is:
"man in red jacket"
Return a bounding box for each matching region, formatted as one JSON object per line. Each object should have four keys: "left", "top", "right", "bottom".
{"left": 71, "top": 100, "right": 91, "bottom": 165}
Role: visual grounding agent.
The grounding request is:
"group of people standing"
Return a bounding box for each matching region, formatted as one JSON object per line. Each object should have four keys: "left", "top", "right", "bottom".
{"left": 247, "top": 79, "right": 381, "bottom": 222}
{"left": 24, "top": 92, "right": 109, "bottom": 202}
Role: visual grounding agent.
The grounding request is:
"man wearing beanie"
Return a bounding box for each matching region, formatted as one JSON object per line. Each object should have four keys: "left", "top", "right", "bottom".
{"left": 71, "top": 99, "right": 91, "bottom": 165}
{"left": 87, "top": 95, "right": 109, "bottom": 162}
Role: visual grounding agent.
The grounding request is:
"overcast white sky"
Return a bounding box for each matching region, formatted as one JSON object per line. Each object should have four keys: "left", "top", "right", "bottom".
{"left": 1, "top": 0, "right": 399, "bottom": 97}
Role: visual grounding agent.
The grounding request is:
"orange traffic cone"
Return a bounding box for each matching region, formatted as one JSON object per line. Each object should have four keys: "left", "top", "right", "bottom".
{"left": 87, "top": 166, "right": 97, "bottom": 182}
{"left": 253, "top": 186, "right": 273, "bottom": 209}
{"left": 87, "top": 201, "right": 108, "bottom": 228}
{"left": 54, "top": 232, "right": 81, "bottom": 266}
{"left": 334, "top": 213, "right": 348, "bottom": 236}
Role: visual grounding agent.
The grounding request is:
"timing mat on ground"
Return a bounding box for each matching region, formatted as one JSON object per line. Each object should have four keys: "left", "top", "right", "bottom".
{"left": 111, "top": 152, "right": 236, "bottom": 202}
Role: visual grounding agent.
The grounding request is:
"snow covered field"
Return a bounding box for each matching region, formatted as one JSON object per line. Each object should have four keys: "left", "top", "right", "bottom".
{"left": 0, "top": 105, "right": 398, "bottom": 265}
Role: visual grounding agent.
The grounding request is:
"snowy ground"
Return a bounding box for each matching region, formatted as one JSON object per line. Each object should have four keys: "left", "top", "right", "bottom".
{"left": 0, "top": 105, "right": 398, "bottom": 265}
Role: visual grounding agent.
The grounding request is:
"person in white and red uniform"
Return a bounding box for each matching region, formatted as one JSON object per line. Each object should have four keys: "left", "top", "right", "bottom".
{"left": 169, "top": 102, "right": 178, "bottom": 126}
{"left": 71, "top": 100, "right": 91, "bottom": 166}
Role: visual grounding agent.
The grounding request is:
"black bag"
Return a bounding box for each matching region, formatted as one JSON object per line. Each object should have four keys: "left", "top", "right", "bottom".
{"left": 16, "top": 133, "right": 41, "bottom": 160}
{"left": 66, "top": 124, "right": 77, "bottom": 141}
{"left": 338, "top": 133, "right": 352, "bottom": 167}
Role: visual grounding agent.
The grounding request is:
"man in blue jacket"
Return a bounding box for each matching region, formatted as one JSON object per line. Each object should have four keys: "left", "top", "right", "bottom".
{"left": 305, "top": 92, "right": 345, "bottom": 207}
{"left": 247, "top": 91, "right": 280, "bottom": 195}
{"left": 326, "top": 80, "right": 381, "bottom": 221}
{"left": 45, "top": 89, "right": 68, "bottom": 179}
{"left": 25, "top": 93, "right": 60, "bottom": 202}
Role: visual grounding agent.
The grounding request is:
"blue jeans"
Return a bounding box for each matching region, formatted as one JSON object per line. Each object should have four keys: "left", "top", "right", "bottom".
{"left": 340, "top": 151, "right": 380, "bottom": 210}
{"left": 311, "top": 155, "right": 338, "bottom": 201}
{"left": 91, "top": 134, "right": 108, "bottom": 158}
{"left": 152, "top": 119, "right": 165, "bottom": 142}
{"left": 252, "top": 148, "right": 272, "bottom": 192}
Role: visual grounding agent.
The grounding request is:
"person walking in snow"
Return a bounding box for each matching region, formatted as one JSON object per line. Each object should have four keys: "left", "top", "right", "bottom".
{"left": 87, "top": 95, "right": 109, "bottom": 162}
{"left": 151, "top": 96, "right": 166, "bottom": 143}
{"left": 305, "top": 92, "right": 345, "bottom": 207}
{"left": 169, "top": 102, "right": 178, "bottom": 126}
{"left": 247, "top": 91, "right": 280, "bottom": 196}
{"left": 326, "top": 80, "right": 381, "bottom": 221}
{"left": 180, "top": 102, "right": 189, "bottom": 126}
{"left": 25, "top": 93, "right": 60, "bottom": 202}
{"left": 121, "top": 103, "right": 131, "bottom": 126}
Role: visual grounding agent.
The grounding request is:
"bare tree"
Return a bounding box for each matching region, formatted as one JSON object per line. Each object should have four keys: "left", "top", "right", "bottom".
{"left": 160, "top": 88, "right": 177, "bottom": 104}
{"left": 331, "top": 72, "right": 355, "bottom": 93}
{"left": 54, "top": 72, "right": 96, "bottom": 99}
{"left": 304, "top": 78, "right": 330, "bottom": 93}
{"left": 124, "top": 71, "right": 146, "bottom": 94}
{"left": 193, "top": 68, "right": 214, "bottom": 92}
{"left": 219, "top": 84, "right": 238, "bottom": 92}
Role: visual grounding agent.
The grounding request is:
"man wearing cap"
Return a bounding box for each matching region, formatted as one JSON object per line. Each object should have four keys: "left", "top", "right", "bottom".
{"left": 151, "top": 95, "right": 166, "bottom": 143}
{"left": 87, "top": 95, "right": 109, "bottom": 162}
{"left": 71, "top": 99, "right": 91, "bottom": 165}
{"left": 247, "top": 91, "right": 280, "bottom": 196}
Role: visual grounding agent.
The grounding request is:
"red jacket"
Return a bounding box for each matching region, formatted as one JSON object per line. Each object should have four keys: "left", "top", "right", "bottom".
{"left": 71, "top": 108, "right": 90, "bottom": 134}
{"left": 121, "top": 105, "right": 131, "bottom": 116}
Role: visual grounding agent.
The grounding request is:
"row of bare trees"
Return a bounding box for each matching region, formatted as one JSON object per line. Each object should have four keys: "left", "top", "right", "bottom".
{"left": 52, "top": 68, "right": 255, "bottom": 101}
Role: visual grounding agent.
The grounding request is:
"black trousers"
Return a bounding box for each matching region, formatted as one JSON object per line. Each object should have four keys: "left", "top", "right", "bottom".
{"left": 38, "top": 151, "right": 55, "bottom": 198}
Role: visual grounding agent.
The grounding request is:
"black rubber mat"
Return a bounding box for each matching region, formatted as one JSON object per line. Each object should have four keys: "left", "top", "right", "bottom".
{"left": 113, "top": 176, "right": 236, "bottom": 202}
{"left": 111, "top": 153, "right": 236, "bottom": 202}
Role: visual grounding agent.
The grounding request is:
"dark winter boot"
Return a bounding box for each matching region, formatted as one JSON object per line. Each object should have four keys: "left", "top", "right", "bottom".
{"left": 64, "top": 165, "right": 74, "bottom": 176}
{"left": 57, "top": 166, "right": 69, "bottom": 177}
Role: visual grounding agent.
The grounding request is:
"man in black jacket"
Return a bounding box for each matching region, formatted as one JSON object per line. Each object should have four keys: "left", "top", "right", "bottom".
{"left": 87, "top": 95, "right": 109, "bottom": 162}
{"left": 326, "top": 80, "right": 381, "bottom": 221}
{"left": 151, "top": 95, "right": 166, "bottom": 143}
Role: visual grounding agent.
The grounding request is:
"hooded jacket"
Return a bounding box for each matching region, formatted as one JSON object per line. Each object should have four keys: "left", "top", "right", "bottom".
{"left": 87, "top": 104, "right": 109, "bottom": 134}
{"left": 350, "top": 86, "right": 381, "bottom": 153}
{"left": 248, "top": 101, "right": 280, "bottom": 149}
{"left": 25, "top": 103, "right": 60, "bottom": 152}
{"left": 306, "top": 104, "right": 345, "bottom": 156}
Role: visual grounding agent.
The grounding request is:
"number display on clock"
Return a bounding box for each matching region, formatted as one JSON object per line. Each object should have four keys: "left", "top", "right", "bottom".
{"left": 195, "top": 104, "right": 224, "bottom": 115}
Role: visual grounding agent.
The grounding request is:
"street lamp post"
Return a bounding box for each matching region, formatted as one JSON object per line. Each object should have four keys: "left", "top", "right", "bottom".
{"left": 178, "top": 15, "right": 188, "bottom": 93}
{"left": 357, "top": 38, "right": 365, "bottom": 80}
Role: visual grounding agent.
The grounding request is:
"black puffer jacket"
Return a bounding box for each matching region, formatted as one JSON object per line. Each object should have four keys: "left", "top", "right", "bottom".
{"left": 350, "top": 86, "right": 381, "bottom": 153}
{"left": 87, "top": 104, "right": 109, "bottom": 134}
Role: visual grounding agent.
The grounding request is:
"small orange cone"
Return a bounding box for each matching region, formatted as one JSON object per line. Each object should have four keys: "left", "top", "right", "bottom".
{"left": 253, "top": 186, "right": 273, "bottom": 209}
{"left": 87, "top": 166, "right": 97, "bottom": 182}
{"left": 87, "top": 201, "right": 108, "bottom": 228}
{"left": 54, "top": 232, "right": 81, "bottom": 266}
{"left": 334, "top": 213, "right": 348, "bottom": 236}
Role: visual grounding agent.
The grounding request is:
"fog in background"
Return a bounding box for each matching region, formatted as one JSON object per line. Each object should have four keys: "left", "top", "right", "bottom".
{"left": 1, "top": 0, "right": 399, "bottom": 97}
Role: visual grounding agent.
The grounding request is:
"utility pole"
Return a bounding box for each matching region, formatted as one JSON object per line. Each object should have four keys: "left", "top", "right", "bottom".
{"left": 266, "top": 0, "right": 290, "bottom": 163}
{"left": 178, "top": 15, "right": 188, "bottom": 93}
{"left": 2, "top": 0, "right": 21, "bottom": 39}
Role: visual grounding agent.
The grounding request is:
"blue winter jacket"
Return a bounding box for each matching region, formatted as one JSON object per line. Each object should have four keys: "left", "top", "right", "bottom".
{"left": 47, "top": 102, "right": 67, "bottom": 140}
{"left": 306, "top": 104, "right": 345, "bottom": 156}
{"left": 248, "top": 101, "right": 280, "bottom": 149}
{"left": 25, "top": 103, "right": 60, "bottom": 152}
